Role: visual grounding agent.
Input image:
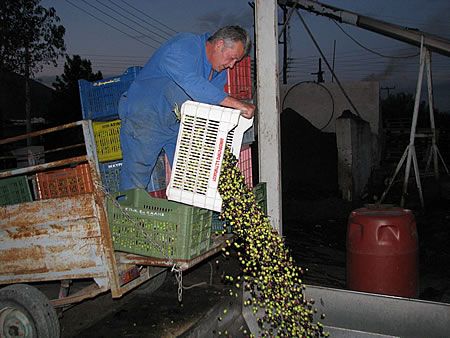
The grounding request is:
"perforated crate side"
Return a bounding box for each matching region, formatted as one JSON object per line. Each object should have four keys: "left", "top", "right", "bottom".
{"left": 36, "top": 163, "right": 94, "bottom": 199}
{"left": 99, "top": 153, "right": 168, "bottom": 194}
{"left": 224, "top": 56, "right": 252, "bottom": 100}
{"left": 93, "top": 120, "right": 122, "bottom": 162}
{"left": 253, "top": 182, "right": 267, "bottom": 215}
{"left": 0, "top": 175, "right": 33, "bottom": 206}
{"left": 237, "top": 145, "right": 253, "bottom": 189}
{"left": 99, "top": 160, "right": 122, "bottom": 193}
{"left": 107, "top": 189, "right": 212, "bottom": 259}
{"left": 167, "top": 101, "right": 242, "bottom": 212}
{"left": 211, "top": 211, "right": 232, "bottom": 233}
{"left": 79, "top": 66, "right": 142, "bottom": 121}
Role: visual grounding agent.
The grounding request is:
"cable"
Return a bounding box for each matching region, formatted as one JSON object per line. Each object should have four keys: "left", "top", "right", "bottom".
{"left": 65, "top": 0, "right": 157, "bottom": 49}
{"left": 282, "top": 81, "right": 335, "bottom": 131}
{"left": 333, "top": 20, "right": 419, "bottom": 59}
{"left": 295, "top": 9, "right": 361, "bottom": 117}
{"left": 278, "top": 0, "right": 299, "bottom": 40}
{"left": 103, "top": 0, "right": 171, "bottom": 41}
{"left": 84, "top": 0, "right": 163, "bottom": 47}
{"left": 121, "top": 0, "right": 178, "bottom": 35}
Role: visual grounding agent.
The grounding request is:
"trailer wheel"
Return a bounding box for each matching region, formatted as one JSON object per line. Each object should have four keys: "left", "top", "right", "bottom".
{"left": 0, "top": 284, "right": 60, "bottom": 338}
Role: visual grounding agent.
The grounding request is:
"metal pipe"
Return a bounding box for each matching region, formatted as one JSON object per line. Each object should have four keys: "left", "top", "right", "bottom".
{"left": 281, "top": 0, "right": 450, "bottom": 57}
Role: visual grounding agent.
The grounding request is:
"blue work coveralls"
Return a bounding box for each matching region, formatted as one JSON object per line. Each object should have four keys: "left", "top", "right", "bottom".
{"left": 118, "top": 33, "right": 227, "bottom": 191}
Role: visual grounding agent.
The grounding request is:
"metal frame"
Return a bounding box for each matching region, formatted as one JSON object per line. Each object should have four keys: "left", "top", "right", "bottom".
{"left": 380, "top": 39, "right": 449, "bottom": 207}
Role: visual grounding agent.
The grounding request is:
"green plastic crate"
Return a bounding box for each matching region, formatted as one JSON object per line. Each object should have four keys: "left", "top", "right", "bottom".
{"left": 0, "top": 175, "right": 33, "bottom": 206}
{"left": 107, "top": 189, "right": 213, "bottom": 260}
{"left": 254, "top": 182, "right": 267, "bottom": 215}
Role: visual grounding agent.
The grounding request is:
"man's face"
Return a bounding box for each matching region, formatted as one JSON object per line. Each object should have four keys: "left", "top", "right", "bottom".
{"left": 210, "top": 40, "right": 245, "bottom": 72}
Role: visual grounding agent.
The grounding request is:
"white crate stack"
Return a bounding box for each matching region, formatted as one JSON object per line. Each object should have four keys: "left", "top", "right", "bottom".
{"left": 166, "top": 101, "right": 253, "bottom": 212}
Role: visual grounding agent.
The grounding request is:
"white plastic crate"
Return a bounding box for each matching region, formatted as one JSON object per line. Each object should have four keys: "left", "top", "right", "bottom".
{"left": 167, "top": 101, "right": 253, "bottom": 212}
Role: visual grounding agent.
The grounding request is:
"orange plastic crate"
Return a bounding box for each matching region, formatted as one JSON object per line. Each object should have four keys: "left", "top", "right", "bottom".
{"left": 238, "top": 145, "right": 253, "bottom": 189}
{"left": 224, "top": 56, "right": 252, "bottom": 100}
{"left": 36, "top": 163, "right": 94, "bottom": 199}
{"left": 149, "top": 189, "right": 167, "bottom": 199}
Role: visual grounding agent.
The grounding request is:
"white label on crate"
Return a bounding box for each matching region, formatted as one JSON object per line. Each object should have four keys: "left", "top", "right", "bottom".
{"left": 212, "top": 137, "right": 225, "bottom": 183}
{"left": 124, "top": 207, "right": 165, "bottom": 218}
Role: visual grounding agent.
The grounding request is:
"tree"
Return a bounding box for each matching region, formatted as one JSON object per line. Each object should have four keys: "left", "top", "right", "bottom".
{"left": 49, "top": 55, "right": 103, "bottom": 124}
{"left": 0, "top": 0, "right": 65, "bottom": 139}
{"left": 381, "top": 92, "right": 429, "bottom": 127}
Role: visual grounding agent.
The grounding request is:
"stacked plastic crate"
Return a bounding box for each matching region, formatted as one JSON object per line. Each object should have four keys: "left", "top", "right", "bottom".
{"left": 78, "top": 66, "right": 167, "bottom": 198}
{"left": 79, "top": 67, "right": 215, "bottom": 260}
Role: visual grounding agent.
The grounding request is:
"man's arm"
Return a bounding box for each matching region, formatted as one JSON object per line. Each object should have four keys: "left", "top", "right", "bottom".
{"left": 220, "top": 96, "right": 256, "bottom": 119}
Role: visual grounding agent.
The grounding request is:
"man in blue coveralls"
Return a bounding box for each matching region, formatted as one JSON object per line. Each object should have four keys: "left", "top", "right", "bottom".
{"left": 118, "top": 25, "right": 256, "bottom": 192}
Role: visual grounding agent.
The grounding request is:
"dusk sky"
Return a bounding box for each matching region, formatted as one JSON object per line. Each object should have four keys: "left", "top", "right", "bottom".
{"left": 38, "top": 0, "right": 450, "bottom": 112}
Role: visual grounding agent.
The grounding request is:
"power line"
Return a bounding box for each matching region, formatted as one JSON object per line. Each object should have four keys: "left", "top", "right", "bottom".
{"left": 106, "top": 0, "right": 173, "bottom": 39}
{"left": 332, "top": 20, "right": 419, "bottom": 59}
{"left": 121, "top": 0, "right": 178, "bottom": 35}
{"left": 97, "top": 0, "right": 169, "bottom": 42}
{"left": 65, "top": 0, "right": 157, "bottom": 49}
{"left": 80, "top": 0, "right": 162, "bottom": 47}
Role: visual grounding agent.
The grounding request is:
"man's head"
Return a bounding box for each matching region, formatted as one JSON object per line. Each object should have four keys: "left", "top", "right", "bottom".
{"left": 206, "top": 26, "right": 251, "bottom": 72}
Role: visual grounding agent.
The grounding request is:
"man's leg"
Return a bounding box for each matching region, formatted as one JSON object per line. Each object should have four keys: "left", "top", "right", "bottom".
{"left": 119, "top": 121, "right": 161, "bottom": 191}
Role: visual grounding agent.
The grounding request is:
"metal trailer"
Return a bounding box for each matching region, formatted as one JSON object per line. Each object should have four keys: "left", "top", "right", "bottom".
{"left": 0, "top": 120, "right": 227, "bottom": 337}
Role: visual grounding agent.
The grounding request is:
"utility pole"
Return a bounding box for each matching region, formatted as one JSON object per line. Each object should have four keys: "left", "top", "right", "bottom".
{"left": 381, "top": 86, "right": 396, "bottom": 97}
{"left": 311, "top": 58, "right": 324, "bottom": 83}
{"left": 331, "top": 40, "right": 336, "bottom": 83}
{"left": 278, "top": 4, "right": 289, "bottom": 84}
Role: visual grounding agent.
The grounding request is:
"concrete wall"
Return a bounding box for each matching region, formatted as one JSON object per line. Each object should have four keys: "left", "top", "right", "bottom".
{"left": 336, "top": 111, "right": 373, "bottom": 201}
{"left": 280, "top": 81, "right": 380, "bottom": 201}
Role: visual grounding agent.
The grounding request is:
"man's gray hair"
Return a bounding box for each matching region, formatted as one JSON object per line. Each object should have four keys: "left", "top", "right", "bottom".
{"left": 208, "top": 26, "right": 252, "bottom": 55}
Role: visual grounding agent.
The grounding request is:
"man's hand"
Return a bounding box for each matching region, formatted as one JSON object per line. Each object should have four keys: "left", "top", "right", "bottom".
{"left": 220, "top": 96, "right": 256, "bottom": 119}
{"left": 239, "top": 101, "right": 256, "bottom": 119}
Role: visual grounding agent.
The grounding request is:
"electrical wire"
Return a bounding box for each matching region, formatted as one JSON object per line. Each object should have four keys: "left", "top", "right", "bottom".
{"left": 104, "top": 0, "right": 172, "bottom": 41}
{"left": 332, "top": 20, "right": 419, "bottom": 59}
{"left": 83, "top": 0, "right": 163, "bottom": 47}
{"left": 282, "top": 81, "right": 335, "bottom": 131}
{"left": 121, "top": 0, "right": 178, "bottom": 35}
{"left": 295, "top": 9, "right": 361, "bottom": 117}
{"left": 65, "top": 0, "right": 157, "bottom": 49}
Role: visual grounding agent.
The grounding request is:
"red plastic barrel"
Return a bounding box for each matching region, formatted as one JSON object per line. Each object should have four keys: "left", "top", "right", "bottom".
{"left": 346, "top": 205, "right": 418, "bottom": 297}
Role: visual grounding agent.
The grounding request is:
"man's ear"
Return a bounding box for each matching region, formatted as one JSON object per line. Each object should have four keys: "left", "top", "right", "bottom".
{"left": 215, "top": 39, "right": 225, "bottom": 51}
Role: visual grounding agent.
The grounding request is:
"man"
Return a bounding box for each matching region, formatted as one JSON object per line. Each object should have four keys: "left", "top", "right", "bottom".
{"left": 118, "top": 25, "right": 256, "bottom": 192}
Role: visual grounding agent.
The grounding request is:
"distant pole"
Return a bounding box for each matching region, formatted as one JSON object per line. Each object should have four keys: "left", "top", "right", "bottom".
{"left": 381, "top": 86, "right": 396, "bottom": 97}
{"left": 311, "top": 58, "right": 324, "bottom": 83}
{"left": 248, "top": 2, "right": 257, "bottom": 87}
{"left": 276, "top": 4, "right": 289, "bottom": 85}
{"left": 332, "top": 40, "right": 336, "bottom": 83}
{"left": 282, "top": 5, "right": 288, "bottom": 84}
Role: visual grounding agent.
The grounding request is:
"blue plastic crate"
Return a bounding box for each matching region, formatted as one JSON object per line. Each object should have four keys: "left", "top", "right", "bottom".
{"left": 99, "top": 160, "right": 122, "bottom": 194}
{"left": 99, "top": 151, "right": 167, "bottom": 193}
{"left": 211, "top": 211, "right": 231, "bottom": 233}
{"left": 79, "top": 66, "right": 142, "bottom": 121}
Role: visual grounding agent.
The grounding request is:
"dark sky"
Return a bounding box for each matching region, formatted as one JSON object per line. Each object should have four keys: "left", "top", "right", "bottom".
{"left": 39, "top": 0, "right": 450, "bottom": 112}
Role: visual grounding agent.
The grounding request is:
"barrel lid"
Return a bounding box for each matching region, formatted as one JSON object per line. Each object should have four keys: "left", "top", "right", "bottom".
{"left": 352, "top": 204, "right": 412, "bottom": 218}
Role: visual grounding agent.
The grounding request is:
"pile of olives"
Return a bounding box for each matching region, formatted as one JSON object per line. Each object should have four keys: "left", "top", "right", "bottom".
{"left": 218, "top": 148, "right": 327, "bottom": 337}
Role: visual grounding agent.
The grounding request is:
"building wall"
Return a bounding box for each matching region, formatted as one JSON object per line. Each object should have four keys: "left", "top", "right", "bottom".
{"left": 281, "top": 81, "right": 380, "bottom": 135}
{"left": 280, "top": 81, "right": 381, "bottom": 201}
